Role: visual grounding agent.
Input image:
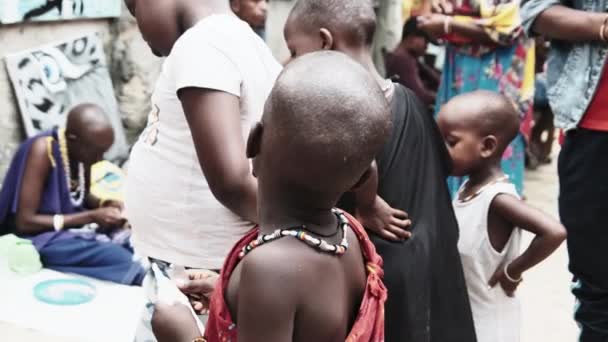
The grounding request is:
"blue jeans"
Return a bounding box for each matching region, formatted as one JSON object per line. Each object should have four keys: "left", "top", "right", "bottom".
{"left": 534, "top": 75, "right": 549, "bottom": 109}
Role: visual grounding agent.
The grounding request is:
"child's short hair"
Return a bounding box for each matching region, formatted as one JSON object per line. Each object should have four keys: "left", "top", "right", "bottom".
{"left": 474, "top": 90, "right": 520, "bottom": 144}
{"left": 262, "top": 51, "right": 391, "bottom": 197}
{"left": 448, "top": 90, "right": 520, "bottom": 149}
{"left": 402, "top": 16, "right": 430, "bottom": 42}
{"left": 289, "top": 0, "right": 377, "bottom": 46}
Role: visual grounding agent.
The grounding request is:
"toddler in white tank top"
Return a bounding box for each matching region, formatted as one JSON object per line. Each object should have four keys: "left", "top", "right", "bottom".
{"left": 437, "top": 90, "right": 567, "bottom": 342}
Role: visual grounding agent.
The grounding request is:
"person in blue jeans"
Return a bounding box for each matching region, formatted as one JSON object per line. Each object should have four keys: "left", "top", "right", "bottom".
{"left": 522, "top": 2, "right": 608, "bottom": 340}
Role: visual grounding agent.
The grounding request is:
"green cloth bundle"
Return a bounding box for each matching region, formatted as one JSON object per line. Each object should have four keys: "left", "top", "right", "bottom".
{"left": 0, "top": 234, "right": 42, "bottom": 275}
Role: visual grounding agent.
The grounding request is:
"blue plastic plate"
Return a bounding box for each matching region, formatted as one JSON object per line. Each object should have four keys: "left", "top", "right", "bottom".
{"left": 33, "top": 278, "right": 97, "bottom": 306}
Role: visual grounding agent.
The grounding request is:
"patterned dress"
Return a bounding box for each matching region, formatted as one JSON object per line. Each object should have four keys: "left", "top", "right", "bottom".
{"left": 435, "top": 0, "right": 535, "bottom": 196}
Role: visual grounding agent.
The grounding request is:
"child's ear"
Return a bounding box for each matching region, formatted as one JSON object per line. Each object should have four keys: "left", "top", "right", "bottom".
{"left": 350, "top": 162, "right": 376, "bottom": 192}
{"left": 319, "top": 28, "right": 334, "bottom": 50}
{"left": 246, "top": 122, "right": 264, "bottom": 159}
{"left": 480, "top": 135, "right": 498, "bottom": 158}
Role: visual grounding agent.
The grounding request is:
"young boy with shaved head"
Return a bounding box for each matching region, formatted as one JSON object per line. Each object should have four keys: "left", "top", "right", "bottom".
{"left": 125, "top": 1, "right": 410, "bottom": 340}
{"left": 282, "top": 0, "right": 477, "bottom": 341}
{"left": 154, "top": 50, "right": 391, "bottom": 342}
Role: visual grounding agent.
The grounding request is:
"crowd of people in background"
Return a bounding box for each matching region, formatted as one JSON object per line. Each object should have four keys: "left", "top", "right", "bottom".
{"left": 1, "top": 0, "right": 607, "bottom": 341}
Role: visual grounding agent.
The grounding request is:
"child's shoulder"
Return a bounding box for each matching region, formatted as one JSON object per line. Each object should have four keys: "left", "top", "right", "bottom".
{"left": 236, "top": 239, "right": 321, "bottom": 302}
{"left": 239, "top": 238, "right": 312, "bottom": 280}
{"left": 455, "top": 181, "right": 519, "bottom": 212}
{"left": 487, "top": 182, "right": 520, "bottom": 201}
{"left": 486, "top": 182, "right": 524, "bottom": 218}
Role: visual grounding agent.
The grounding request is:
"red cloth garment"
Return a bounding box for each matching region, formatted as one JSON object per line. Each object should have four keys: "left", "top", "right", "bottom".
{"left": 205, "top": 211, "right": 387, "bottom": 342}
{"left": 579, "top": 66, "right": 608, "bottom": 132}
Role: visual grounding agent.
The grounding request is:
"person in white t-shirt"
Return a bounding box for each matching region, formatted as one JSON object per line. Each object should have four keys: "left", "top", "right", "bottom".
{"left": 123, "top": 0, "right": 281, "bottom": 339}
{"left": 437, "top": 90, "right": 566, "bottom": 342}
{"left": 125, "top": 0, "right": 280, "bottom": 270}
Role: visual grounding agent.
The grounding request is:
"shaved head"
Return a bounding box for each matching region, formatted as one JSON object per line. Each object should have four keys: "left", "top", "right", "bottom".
{"left": 66, "top": 103, "right": 113, "bottom": 136}
{"left": 65, "top": 103, "right": 114, "bottom": 165}
{"left": 288, "top": 0, "right": 377, "bottom": 47}
{"left": 437, "top": 90, "right": 521, "bottom": 175}
{"left": 253, "top": 51, "right": 391, "bottom": 202}
{"left": 442, "top": 90, "right": 520, "bottom": 146}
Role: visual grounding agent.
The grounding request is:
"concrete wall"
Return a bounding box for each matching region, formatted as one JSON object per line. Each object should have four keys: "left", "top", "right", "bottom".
{"left": 373, "top": 0, "right": 403, "bottom": 76}
{"left": 109, "top": 10, "right": 162, "bottom": 144}
{"left": 0, "top": 4, "right": 161, "bottom": 183}
{"left": 266, "top": 0, "right": 296, "bottom": 62}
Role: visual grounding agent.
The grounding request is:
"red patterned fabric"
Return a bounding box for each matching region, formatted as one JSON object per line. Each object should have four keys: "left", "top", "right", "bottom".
{"left": 205, "top": 211, "right": 387, "bottom": 342}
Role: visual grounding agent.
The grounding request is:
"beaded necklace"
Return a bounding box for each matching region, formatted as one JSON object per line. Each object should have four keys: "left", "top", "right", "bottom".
{"left": 58, "top": 128, "right": 86, "bottom": 207}
{"left": 239, "top": 208, "right": 350, "bottom": 259}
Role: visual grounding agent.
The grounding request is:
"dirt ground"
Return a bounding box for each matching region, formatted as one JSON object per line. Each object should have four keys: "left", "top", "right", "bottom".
{"left": 520, "top": 153, "right": 579, "bottom": 342}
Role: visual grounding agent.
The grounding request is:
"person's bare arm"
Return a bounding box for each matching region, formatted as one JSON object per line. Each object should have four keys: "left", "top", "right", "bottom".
{"left": 392, "top": 54, "right": 437, "bottom": 105}
{"left": 488, "top": 194, "right": 566, "bottom": 295}
{"left": 151, "top": 303, "right": 203, "bottom": 342}
{"left": 418, "top": 61, "right": 441, "bottom": 89}
{"left": 151, "top": 270, "right": 219, "bottom": 341}
{"left": 15, "top": 138, "right": 121, "bottom": 235}
{"left": 179, "top": 87, "right": 258, "bottom": 223}
{"left": 354, "top": 162, "right": 411, "bottom": 241}
{"left": 237, "top": 251, "right": 296, "bottom": 342}
{"left": 418, "top": 14, "right": 497, "bottom": 45}
{"left": 532, "top": 5, "right": 607, "bottom": 42}
{"left": 178, "top": 269, "right": 219, "bottom": 314}
{"left": 449, "top": 20, "right": 498, "bottom": 45}
{"left": 86, "top": 193, "right": 124, "bottom": 210}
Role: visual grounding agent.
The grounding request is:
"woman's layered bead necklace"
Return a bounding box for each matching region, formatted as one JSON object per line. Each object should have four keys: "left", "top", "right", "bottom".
{"left": 58, "top": 128, "right": 86, "bottom": 207}
{"left": 239, "top": 208, "right": 350, "bottom": 258}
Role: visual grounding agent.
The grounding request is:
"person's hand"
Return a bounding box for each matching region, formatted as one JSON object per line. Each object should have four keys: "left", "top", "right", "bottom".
{"left": 431, "top": 0, "right": 454, "bottom": 14}
{"left": 90, "top": 207, "right": 125, "bottom": 228}
{"left": 101, "top": 199, "right": 124, "bottom": 211}
{"left": 177, "top": 269, "right": 220, "bottom": 314}
{"left": 151, "top": 303, "right": 203, "bottom": 342}
{"left": 488, "top": 264, "right": 522, "bottom": 297}
{"left": 356, "top": 196, "right": 412, "bottom": 242}
{"left": 418, "top": 14, "right": 451, "bottom": 40}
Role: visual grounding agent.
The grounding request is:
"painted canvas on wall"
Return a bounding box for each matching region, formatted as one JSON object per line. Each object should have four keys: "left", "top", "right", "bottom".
{"left": 0, "top": 0, "right": 120, "bottom": 24}
{"left": 5, "top": 33, "right": 129, "bottom": 162}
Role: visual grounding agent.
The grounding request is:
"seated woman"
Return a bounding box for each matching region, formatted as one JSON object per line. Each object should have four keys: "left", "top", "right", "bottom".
{"left": 0, "top": 104, "right": 144, "bottom": 285}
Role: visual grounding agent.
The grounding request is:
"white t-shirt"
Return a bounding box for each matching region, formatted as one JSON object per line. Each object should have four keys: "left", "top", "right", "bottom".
{"left": 453, "top": 181, "right": 522, "bottom": 342}
{"left": 125, "top": 14, "right": 282, "bottom": 269}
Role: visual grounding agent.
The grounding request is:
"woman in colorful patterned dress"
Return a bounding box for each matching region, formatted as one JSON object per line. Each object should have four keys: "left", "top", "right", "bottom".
{"left": 418, "top": 0, "right": 535, "bottom": 196}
